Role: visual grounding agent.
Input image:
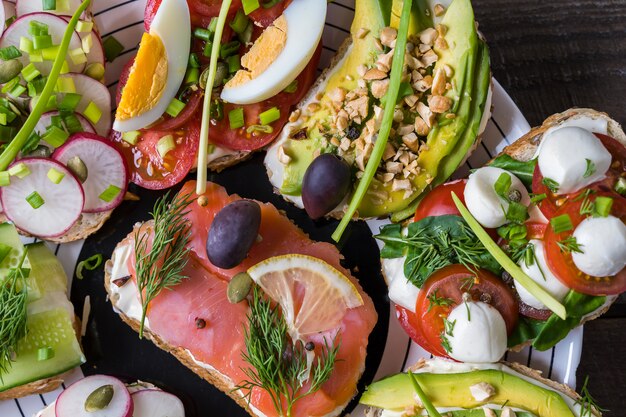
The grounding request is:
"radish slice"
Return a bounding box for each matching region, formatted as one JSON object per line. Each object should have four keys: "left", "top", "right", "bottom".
{"left": 0, "top": 13, "right": 84, "bottom": 75}
{"left": 131, "top": 390, "right": 185, "bottom": 417}
{"left": 53, "top": 133, "right": 128, "bottom": 212}
{"left": 55, "top": 375, "right": 133, "bottom": 417}
{"left": 0, "top": 158, "right": 84, "bottom": 238}
{"left": 3, "top": 2, "right": 15, "bottom": 27}
{"left": 16, "top": 0, "right": 84, "bottom": 17}
{"left": 60, "top": 17, "right": 105, "bottom": 70}
{"left": 0, "top": 2, "right": 5, "bottom": 37}
{"left": 30, "top": 73, "right": 112, "bottom": 136}
{"left": 35, "top": 111, "right": 96, "bottom": 136}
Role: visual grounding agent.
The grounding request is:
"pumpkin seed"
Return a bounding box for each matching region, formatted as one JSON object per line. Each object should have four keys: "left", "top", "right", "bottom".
{"left": 84, "top": 384, "right": 114, "bottom": 412}
{"left": 0, "top": 59, "right": 23, "bottom": 84}
{"left": 67, "top": 156, "right": 88, "bottom": 183}
{"left": 227, "top": 272, "right": 253, "bottom": 304}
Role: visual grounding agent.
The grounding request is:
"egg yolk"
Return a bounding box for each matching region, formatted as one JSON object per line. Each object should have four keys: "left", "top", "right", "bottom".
{"left": 116, "top": 33, "right": 168, "bottom": 121}
{"left": 225, "top": 15, "right": 288, "bottom": 88}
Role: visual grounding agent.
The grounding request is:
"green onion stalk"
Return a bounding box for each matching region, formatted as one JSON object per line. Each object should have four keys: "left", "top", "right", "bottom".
{"left": 0, "top": 0, "right": 91, "bottom": 171}
{"left": 332, "top": 0, "right": 413, "bottom": 242}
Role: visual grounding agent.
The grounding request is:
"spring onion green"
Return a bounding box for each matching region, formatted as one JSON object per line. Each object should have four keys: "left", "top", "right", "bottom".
{"left": 228, "top": 107, "right": 245, "bottom": 129}
{"left": 42, "top": 125, "right": 69, "bottom": 147}
{"left": 550, "top": 214, "right": 573, "bottom": 234}
{"left": 593, "top": 196, "right": 613, "bottom": 217}
{"left": 76, "top": 20, "right": 93, "bottom": 33}
{"left": 2, "top": 77, "right": 19, "bottom": 94}
{"left": 85, "top": 63, "right": 105, "bottom": 80}
{"left": 332, "top": 0, "right": 413, "bottom": 242}
{"left": 69, "top": 47, "right": 87, "bottom": 65}
{"left": 407, "top": 372, "right": 442, "bottom": 417}
{"left": 194, "top": 28, "right": 212, "bottom": 41}
{"left": 76, "top": 254, "right": 103, "bottom": 279}
{"left": 259, "top": 106, "right": 280, "bottom": 125}
{"left": 165, "top": 98, "right": 186, "bottom": 117}
{"left": 220, "top": 41, "right": 240, "bottom": 59}
{"left": 452, "top": 192, "right": 567, "bottom": 319}
{"left": 230, "top": 10, "right": 249, "bottom": 34}
{"left": 227, "top": 54, "right": 240, "bottom": 73}
{"left": 59, "top": 92, "right": 81, "bottom": 111}
{"left": 196, "top": 0, "right": 233, "bottom": 195}
{"left": 157, "top": 135, "right": 175, "bottom": 158}
{"left": 19, "top": 37, "right": 33, "bottom": 54}
{"left": 47, "top": 167, "right": 65, "bottom": 184}
{"left": 37, "top": 346, "right": 54, "bottom": 361}
{"left": 0, "top": 171, "right": 9, "bottom": 186}
{"left": 122, "top": 130, "right": 141, "bottom": 145}
{"left": 42, "top": 0, "right": 57, "bottom": 11}
{"left": 0, "top": 46, "right": 21, "bottom": 61}
{"left": 56, "top": 76, "right": 76, "bottom": 93}
{"left": 615, "top": 177, "right": 626, "bottom": 196}
{"left": 63, "top": 113, "right": 83, "bottom": 134}
{"left": 0, "top": 0, "right": 91, "bottom": 171}
{"left": 82, "top": 33, "right": 92, "bottom": 52}
{"left": 242, "top": 0, "right": 260, "bottom": 15}
{"left": 99, "top": 185, "right": 121, "bottom": 203}
{"left": 26, "top": 191, "right": 45, "bottom": 209}
{"left": 83, "top": 101, "right": 102, "bottom": 124}
{"left": 29, "top": 21, "right": 49, "bottom": 36}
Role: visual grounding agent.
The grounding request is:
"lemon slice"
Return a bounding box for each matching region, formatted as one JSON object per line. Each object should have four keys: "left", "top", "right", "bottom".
{"left": 247, "top": 254, "right": 363, "bottom": 338}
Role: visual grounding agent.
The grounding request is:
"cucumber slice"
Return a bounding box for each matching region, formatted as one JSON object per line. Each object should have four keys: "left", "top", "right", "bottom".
{"left": 0, "top": 222, "right": 26, "bottom": 278}
{"left": 26, "top": 242, "right": 67, "bottom": 294}
{"left": 0, "top": 307, "right": 84, "bottom": 392}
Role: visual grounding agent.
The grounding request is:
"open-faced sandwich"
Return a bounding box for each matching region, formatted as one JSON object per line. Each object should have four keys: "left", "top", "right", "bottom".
{"left": 34, "top": 375, "right": 185, "bottom": 417}
{"left": 0, "top": 222, "right": 85, "bottom": 400}
{"left": 360, "top": 358, "right": 602, "bottom": 416}
{"left": 104, "top": 181, "right": 377, "bottom": 417}
{"left": 377, "top": 108, "right": 626, "bottom": 361}
{"left": 0, "top": 0, "right": 129, "bottom": 242}
{"left": 109, "top": 0, "right": 325, "bottom": 190}
{"left": 265, "top": 0, "right": 491, "bottom": 234}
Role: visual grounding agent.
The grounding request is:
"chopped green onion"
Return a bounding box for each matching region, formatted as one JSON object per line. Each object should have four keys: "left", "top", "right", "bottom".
{"left": 202, "top": 40, "right": 214, "bottom": 58}
{"left": 27, "top": 76, "right": 48, "bottom": 97}
{"left": 102, "top": 36, "right": 124, "bottom": 62}
{"left": 8, "top": 162, "right": 30, "bottom": 178}
{"left": 550, "top": 214, "right": 573, "bottom": 234}
{"left": 56, "top": 77, "right": 76, "bottom": 93}
{"left": 22, "top": 62, "right": 41, "bottom": 81}
{"left": 59, "top": 92, "right": 82, "bottom": 111}
{"left": 76, "top": 20, "right": 94, "bottom": 33}
{"left": 228, "top": 107, "right": 245, "bottom": 129}
{"left": 184, "top": 67, "right": 199, "bottom": 84}
{"left": 0, "top": 46, "right": 22, "bottom": 61}
{"left": 2, "top": 77, "right": 19, "bottom": 94}
{"left": 50, "top": 115, "right": 63, "bottom": 129}
{"left": 242, "top": 0, "right": 260, "bottom": 14}
{"left": 99, "top": 184, "right": 121, "bottom": 202}
{"left": 9, "top": 83, "right": 26, "bottom": 98}
{"left": 246, "top": 124, "right": 273, "bottom": 134}
{"left": 332, "top": 0, "right": 412, "bottom": 242}
{"left": 29, "top": 51, "right": 43, "bottom": 62}
{"left": 22, "top": 131, "right": 41, "bottom": 153}
{"left": 29, "top": 20, "right": 49, "bottom": 36}
{"left": 76, "top": 253, "right": 103, "bottom": 279}
{"left": 189, "top": 53, "right": 200, "bottom": 68}
{"left": 5, "top": 16, "right": 15, "bottom": 28}
{"left": 208, "top": 17, "right": 218, "bottom": 33}
{"left": 194, "top": 28, "right": 212, "bottom": 41}
{"left": 506, "top": 201, "right": 528, "bottom": 224}
{"left": 81, "top": 33, "right": 92, "bottom": 53}
{"left": 56, "top": 0, "right": 70, "bottom": 12}
{"left": 19, "top": 37, "right": 33, "bottom": 54}
{"left": 69, "top": 47, "right": 87, "bottom": 65}
{"left": 283, "top": 79, "right": 298, "bottom": 93}
{"left": 63, "top": 113, "right": 83, "bottom": 134}
{"left": 196, "top": 0, "right": 233, "bottom": 195}
{"left": 60, "top": 60, "right": 70, "bottom": 74}
{"left": 226, "top": 54, "right": 240, "bottom": 73}
{"left": 210, "top": 99, "right": 223, "bottom": 120}
{"left": 0, "top": 114, "right": 6, "bottom": 126}
{"left": 593, "top": 196, "right": 613, "bottom": 218}
{"left": 615, "top": 177, "right": 626, "bottom": 196}
{"left": 0, "top": 109, "right": 16, "bottom": 125}
{"left": 157, "top": 135, "right": 175, "bottom": 158}
{"left": 122, "top": 130, "right": 141, "bottom": 145}
{"left": 42, "top": 0, "right": 57, "bottom": 11}
{"left": 26, "top": 190, "right": 45, "bottom": 209}
{"left": 452, "top": 192, "right": 567, "bottom": 319}
{"left": 530, "top": 193, "right": 547, "bottom": 204}
{"left": 41, "top": 45, "right": 59, "bottom": 61}
{"left": 43, "top": 125, "right": 69, "bottom": 147}
{"left": 33, "top": 35, "right": 53, "bottom": 51}
{"left": 220, "top": 41, "right": 240, "bottom": 59}
{"left": 494, "top": 172, "right": 512, "bottom": 198}
{"left": 0, "top": 171, "right": 9, "bottom": 186}
{"left": 83, "top": 101, "right": 102, "bottom": 124}
{"left": 165, "top": 98, "right": 186, "bottom": 117}
{"left": 37, "top": 346, "right": 54, "bottom": 361}
{"left": 259, "top": 106, "right": 280, "bottom": 125}
{"left": 542, "top": 177, "right": 559, "bottom": 193}
{"left": 47, "top": 167, "right": 65, "bottom": 184}
{"left": 84, "top": 62, "right": 105, "bottom": 80}
{"left": 0, "top": 242, "right": 10, "bottom": 263}
{"left": 230, "top": 10, "right": 249, "bottom": 34}
{"left": 407, "top": 372, "right": 443, "bottom": 417}
{"left": 238, "top": 21, "right": 253, "bottom": 44}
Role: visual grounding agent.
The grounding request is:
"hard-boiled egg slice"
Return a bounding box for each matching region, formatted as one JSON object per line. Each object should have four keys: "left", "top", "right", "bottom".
{"left": 220, "top": 0, "right": 326, "bottom": 104}
{"left": 113, "top": 0, "right": 190, "bottom": 132}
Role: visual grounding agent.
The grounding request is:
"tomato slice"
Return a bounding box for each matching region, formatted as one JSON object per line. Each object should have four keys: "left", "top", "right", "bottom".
{"left": 110, "top": 119, "right": 200, "bottom": 190}
{"left": 188, "top": 0, "right": 242, "bottom": 18}
{"left": 248, "top": 0, "right": 291, "bottom": 27}
{"left": 150, "top": 91, "right": 203, "bottom": 131}
{"left": 526, "top": 221, "right": 547, "bottom": 239}
{"left": 412, "top": 265, "right": 519, "bottom": 358}
{"left": 544, "top": 194, "right": 626, "bottom": 295}
{"left": 414, "top": 179, "right": 466, "bottom": 222}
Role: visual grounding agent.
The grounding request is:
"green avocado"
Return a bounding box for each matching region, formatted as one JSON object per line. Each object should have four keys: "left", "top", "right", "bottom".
{"left": 279, "top": 0, "right": 489, "bottom": 218}
{"left": 359, "top": 369, "right": 576, "bottom": 417}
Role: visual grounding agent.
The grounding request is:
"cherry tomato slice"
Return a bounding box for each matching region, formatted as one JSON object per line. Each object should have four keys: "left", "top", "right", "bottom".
{"left": 414, "top": 179, "right": 466, "bottom": 222}
{"left": 412, "top": 265, "right": 519, "bottom": 358}
{"left": 526, "top": 221, "right": 547, "bottom": 239}
{"left": 544, "top": 193, "right": 626, "bottom": 295}
{"left": 150, "top": 90, "right": 203, "bottom": 131}
{"left": 248, "top": 0, "right": 291, "bottom": 27}
{"left": 110, "top": 119, "right": 200, "bottom": 190}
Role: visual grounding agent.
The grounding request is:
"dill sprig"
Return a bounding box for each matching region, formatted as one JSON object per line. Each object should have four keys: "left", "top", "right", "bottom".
{"left": 134, "top": 191, "right": 192, "bottom": 338}
{"left": 577, "top": 376, "right": 607, "bottom": 416}
{"left": 235, "top": 286, "right": 340, "bottom": 417}
{"left": 0, "top": 250, "right": 29, "bottom": 380}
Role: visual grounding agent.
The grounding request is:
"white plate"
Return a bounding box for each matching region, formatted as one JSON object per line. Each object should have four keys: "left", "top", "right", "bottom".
{"left": 2, "top": 0, "right": 583, "bottom": 415}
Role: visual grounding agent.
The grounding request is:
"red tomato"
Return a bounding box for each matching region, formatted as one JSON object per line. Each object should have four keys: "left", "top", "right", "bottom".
{"left": 395, "top": 306, "right": 447, "bottom": 358}
{"left": 188, "top": 0, "right": 242, "bottom": 18}
{"left": 248, "top": 0, "right": 291, "bottom": 27}
{"left": 150, "top": 90, "right": 203, "bottom": 131}
{"left": 532, "top": 133, "right": 626, "bottom": 218}
{"left": 414, "top": 179, "right": 466, "bottom": 222}
{"left": 544, "top": 194, "right": 626, "bottom": 295}
{"left": 144, "top": 0, "right": 162, "bottom": 31}
{"left": 526, "top": 221, "right": 547, "bottom": 239}
{"left": 412, "top": 265, "right": 519, "bottom": 358}
{"left": 110, "top": 119, "right": 200, "bottom": 190}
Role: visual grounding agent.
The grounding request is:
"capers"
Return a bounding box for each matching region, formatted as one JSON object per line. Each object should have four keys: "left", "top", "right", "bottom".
{"left": 84, "top": 384, "right": 114, "bottom": 412}
{"left": 507, "top": 189, "right": 522, "bottom": 203}
{"left": 28, "top": 145, "right": 52, "bottom": 158}
{"left": 67, "top": 156, "right": 88, "bottom": 183}
{"left": 200, "top": 62, "right": 228, "bottom": 89}
{"left": 227, "top": 272, "right": 253, "bottom": 304}
{"left": 0, "top": 59, "right": 23, "bottom": 84}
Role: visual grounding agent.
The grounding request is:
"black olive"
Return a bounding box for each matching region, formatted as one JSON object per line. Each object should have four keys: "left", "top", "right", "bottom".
{"left": 346, "top": 124, "right": 360, "bottom": 140}
{"left": 305, "top": 341, "right": 315, "bottom": 351}
{"left": 302, "top": 154, "right": 351, "bottom": 219}
{"left": 206, "top": 200, "right": 261, "bottom": 269}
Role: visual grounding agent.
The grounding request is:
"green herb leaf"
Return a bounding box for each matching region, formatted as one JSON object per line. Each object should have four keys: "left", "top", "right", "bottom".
{"left": 542, "top": 177, "right": 559, "bottom": 193}
{"left": 583, "top": 159, "right": 596, "bottom": 178}
{"left": 487, "top": 155, "right": 536, "bottom": 189}
{"left": 557, "top": 236, "right": 584, "bottom": 254}
{"left": 493, "top": 172, "right": 512, "bottom": 199}
{"left": 426, "top": 289, "right": 454, "bottom": 313}
{"left": 76, "top": 253, "right": 103, "bottom": 279}
{"left": 577, "top": 376, "right": 607, "bottom": 417}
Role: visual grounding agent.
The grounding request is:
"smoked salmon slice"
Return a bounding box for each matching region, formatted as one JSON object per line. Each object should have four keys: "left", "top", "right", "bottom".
{"left": 122, "top": 180, "right": 377, "bottom": 417}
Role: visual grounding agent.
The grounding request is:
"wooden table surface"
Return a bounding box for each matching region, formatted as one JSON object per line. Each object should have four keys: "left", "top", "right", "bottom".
{"left": 473, "top": 0, "right": 625, "bottom": 413}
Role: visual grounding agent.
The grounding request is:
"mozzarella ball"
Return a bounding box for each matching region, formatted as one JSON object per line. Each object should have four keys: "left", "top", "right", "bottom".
{"left": 572, "top": 215, "right": 626, "bottom": 277}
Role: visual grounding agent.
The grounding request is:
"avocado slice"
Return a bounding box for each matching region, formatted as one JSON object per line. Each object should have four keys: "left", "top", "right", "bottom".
{"left": 359, "top": 370, "right": 576, "bottom": 417}
{"left": 278, "top": 0, "right": 488, "bottom": 218}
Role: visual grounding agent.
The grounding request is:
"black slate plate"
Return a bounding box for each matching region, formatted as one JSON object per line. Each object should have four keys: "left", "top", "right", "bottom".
{"left": 70, "top": 153, "right": 390, "bottom": 416}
